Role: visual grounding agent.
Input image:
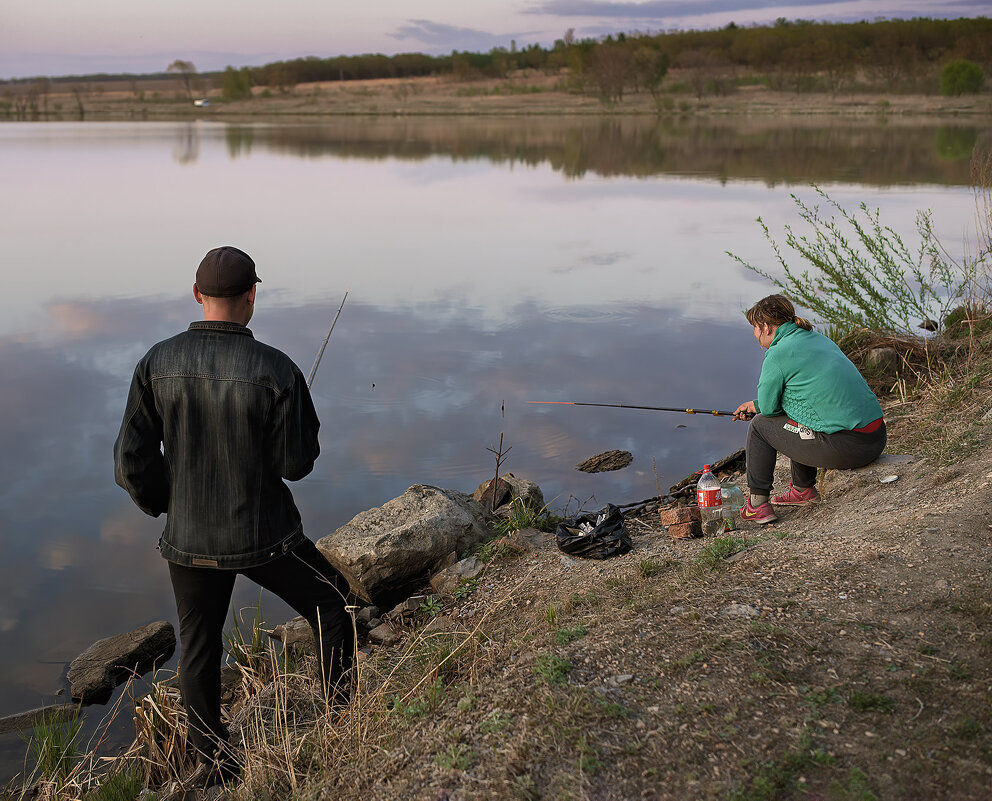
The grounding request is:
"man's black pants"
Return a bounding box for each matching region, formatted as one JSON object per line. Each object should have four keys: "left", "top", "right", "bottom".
{"left": 168, "top": 538, "right": 354, "bottom": 764}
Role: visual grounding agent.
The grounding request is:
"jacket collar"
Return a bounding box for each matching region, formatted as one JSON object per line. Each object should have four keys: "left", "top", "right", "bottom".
{"left": 769, "top": 320, "right": 798, "bottom": 348}
{"left": 188, "top": 321, "right": 255, "bottom": 338}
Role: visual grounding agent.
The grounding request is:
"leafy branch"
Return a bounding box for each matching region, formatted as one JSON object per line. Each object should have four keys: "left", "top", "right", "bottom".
{"left": 728, "top": 184, "right": 974, "bottom": 337}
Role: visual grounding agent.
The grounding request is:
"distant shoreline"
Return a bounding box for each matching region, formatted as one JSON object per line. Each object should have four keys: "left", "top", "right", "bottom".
{"left": 4, "top": 72, "right": 992, "bottom": 121}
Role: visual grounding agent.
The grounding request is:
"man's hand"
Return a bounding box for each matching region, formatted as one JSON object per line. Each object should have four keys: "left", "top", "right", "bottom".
{"left": 733, "top": 401, "right": 756, "bottom": 421}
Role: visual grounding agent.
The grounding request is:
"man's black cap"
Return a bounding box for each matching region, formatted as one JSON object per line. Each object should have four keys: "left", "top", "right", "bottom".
{"left": 195, "top": 246, "right": 261, "bottom": 297}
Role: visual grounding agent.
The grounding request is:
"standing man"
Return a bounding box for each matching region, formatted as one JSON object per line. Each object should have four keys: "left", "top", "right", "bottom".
{"left": 114, "top": 246, "right": 353, "bottom": 787}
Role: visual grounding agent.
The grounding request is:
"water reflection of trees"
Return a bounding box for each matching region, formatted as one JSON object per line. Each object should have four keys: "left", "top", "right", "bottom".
{"left": 249, "top": 117, "right": 978, "bottom": 187}
{"left": 172, "top": 123, "right": 199, "bottom": 165}
{"left": 225, "top": 126, "right": 255, "bottom": 158}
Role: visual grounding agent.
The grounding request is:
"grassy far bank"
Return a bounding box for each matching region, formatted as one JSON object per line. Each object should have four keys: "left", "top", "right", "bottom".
{"left": 2, "top": 69, "right": 991, "bottom": 120}
{"left": 3, "top": 15, "right": 991, "bottom": 119}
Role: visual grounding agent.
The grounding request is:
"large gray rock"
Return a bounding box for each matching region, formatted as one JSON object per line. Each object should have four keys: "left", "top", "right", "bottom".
{"left": 316, "top": 484, "right": 490, "bottom": 604}
{"left": 68, "top": 621, "right": 175, "bottom": 705}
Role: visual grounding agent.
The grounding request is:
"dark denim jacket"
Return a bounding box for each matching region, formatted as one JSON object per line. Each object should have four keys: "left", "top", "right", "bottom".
{"left": 114, "top": 321, "right": 319, "bottom": 569}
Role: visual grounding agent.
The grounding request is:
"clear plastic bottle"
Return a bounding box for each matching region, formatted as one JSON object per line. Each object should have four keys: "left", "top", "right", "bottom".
{"left": 721, "top": 483, "right": 745, "bottom": 531}
{"left": 696, "top": 464, "right": 724, "bottom": 535}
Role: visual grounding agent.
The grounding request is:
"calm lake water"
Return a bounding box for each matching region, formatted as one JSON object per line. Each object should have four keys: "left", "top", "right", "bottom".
{"left": 0, "top": 114, "right": 982, "bottom": 780}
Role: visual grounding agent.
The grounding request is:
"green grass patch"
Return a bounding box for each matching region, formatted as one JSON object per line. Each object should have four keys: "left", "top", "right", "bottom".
{"left": 24, "top": 707, "right": 82, "bottom": 784}
{"left": 576, "top": 735, "right": 603, "bottom": 775}
{"left": 554, "top": 624, "right": 588, "bottom": 645}
{"left": 83, "top": 768, "right": 143, "bottom": 801}
{"left": 749, "top": 621, "right": 787, "bottom": 636}
{"left": 952, "top": 716, "right": 983, "bottom": 741}
{"left": 419, "top": 596, "right": 443, "bottom": 617}
{"left": 534, "top": 654, "right": 572, "bottom": 685}
{"left": 802, "top": 687, "right": 843, "bottom": 709}
{"left": 828, "top": 766, "right": 878, "bottom": 800}
{"left": 479, "top": 709, "right": 515, "bottom": 734}
{"left": 847, "top": 691, "right": 895, "bottom": 714}
{"left": 437, "top": 743, "right": 473, "bottom": 771}
{"left": 391, "top": 676, "right": 447, "bottom": 719}
{"left": 697, "top": 535, "right": 754, "bottom": 567}
{"left": 638, "top": 557, "right": 670, "bottom": 578}
{"left": 490, "top": 498, "right": 562, "bottom": 535}
{"left": 595, "top": 698, "right": 632, "bottom": 719}
{"left": 453, "top": 577, "right": 480, "bottom": 599}
{"left": 727, "top": 729, "right": 835, "bottom": 801}
{"left": 475, "top": 536, "right": 521, "bottom": 562}
{"left": 674, "top": 649, "right": 707, "bottom": 669}
{"left": 565, "top": 591, "right": 603, "bottom": 611}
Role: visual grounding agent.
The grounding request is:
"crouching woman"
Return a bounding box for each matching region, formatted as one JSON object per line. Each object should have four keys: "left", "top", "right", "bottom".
{"left": 733, "top": 294, "right": 886, "bottom": 524}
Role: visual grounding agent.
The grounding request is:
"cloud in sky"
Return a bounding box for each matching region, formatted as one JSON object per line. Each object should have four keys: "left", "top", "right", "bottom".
{"left": 1, "top": 0, "right": 985, "bottom": 79}
{"left": 525, "top": 0, "right": 991, "bottom": 23}
{"left": 390, "top": 19, "right": 525, "bottom": 53}
{"left": 528, "top": 0, "right": 827, "bottom": 17}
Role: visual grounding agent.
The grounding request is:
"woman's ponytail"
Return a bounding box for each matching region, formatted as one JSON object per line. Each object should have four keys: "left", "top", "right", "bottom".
{"left": 746, "top": 294, "right": 813, "bottom": 330}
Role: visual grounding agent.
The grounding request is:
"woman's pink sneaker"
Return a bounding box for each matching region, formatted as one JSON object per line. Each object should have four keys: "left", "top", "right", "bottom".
{"left": 771, "top": 484, "right": 820, "bottom": 506}
{"left": 739, "top": 498, "right": 777, "bottom": 524}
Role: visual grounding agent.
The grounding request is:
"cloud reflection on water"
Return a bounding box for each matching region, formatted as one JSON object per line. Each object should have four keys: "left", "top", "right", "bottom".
{"left": 0, "top": 291, "right": 762, "bottom": 714}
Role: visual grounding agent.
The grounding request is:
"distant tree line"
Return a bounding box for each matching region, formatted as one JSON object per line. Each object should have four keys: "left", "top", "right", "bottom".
{"left": 246, "top": 17, "right": 990, "bottom": 100}
{"left": 2, "top": 16, "right": 989, "bottom": 107}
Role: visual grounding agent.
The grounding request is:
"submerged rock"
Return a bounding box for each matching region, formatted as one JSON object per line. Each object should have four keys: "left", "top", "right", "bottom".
{"left": 67, "top": 620, "right": 175, "bottom": 705}
{"left": 0, "top": 704, "right": 76, "bottom": 735}
{"left": 576, "top": 450, "right": 633, "bottom": 473}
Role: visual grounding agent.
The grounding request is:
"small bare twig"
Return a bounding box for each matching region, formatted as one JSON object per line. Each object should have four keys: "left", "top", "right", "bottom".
{"left": 485, "top": 400, "right": 511, "bottom": 512}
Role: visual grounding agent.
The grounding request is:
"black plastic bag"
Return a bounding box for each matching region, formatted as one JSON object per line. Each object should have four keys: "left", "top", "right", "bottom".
{"left": 556, "top": 504, "right": 632, "bottom": 559}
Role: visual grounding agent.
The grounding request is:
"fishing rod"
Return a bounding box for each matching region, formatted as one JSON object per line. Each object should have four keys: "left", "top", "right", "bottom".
{"left": 527, "top": 400, "right": 750, "bottom": 418}
{"left": 307, "top": 288, "right": 349, "bottom": 389}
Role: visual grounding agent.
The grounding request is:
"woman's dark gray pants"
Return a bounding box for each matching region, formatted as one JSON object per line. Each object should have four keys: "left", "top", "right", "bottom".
{"left": 168, "top": 538, "right": 354, "bottom": 765}
{"left": 745, "top": 414, "right": 886, "bottom": 494}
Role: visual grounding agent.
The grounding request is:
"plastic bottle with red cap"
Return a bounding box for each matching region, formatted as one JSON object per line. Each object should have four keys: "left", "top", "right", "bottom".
{"left": 696, "top": 464, "right": 724, "bottom": 535}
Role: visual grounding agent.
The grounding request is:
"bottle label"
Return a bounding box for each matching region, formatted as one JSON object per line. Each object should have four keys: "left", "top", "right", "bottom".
{"left": 697, "top": 488, "right": 722, "bottom": 508}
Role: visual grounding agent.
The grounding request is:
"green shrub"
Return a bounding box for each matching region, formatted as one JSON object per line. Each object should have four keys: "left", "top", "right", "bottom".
{"left": 728, "top": 184, "right": 973, "bottom": 337}
{"left": 941, "top": 60, "right": 984, "bottom": 96}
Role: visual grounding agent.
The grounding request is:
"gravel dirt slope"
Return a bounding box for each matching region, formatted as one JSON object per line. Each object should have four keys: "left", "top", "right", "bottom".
{"left": 345, "top": 391, "right": 992, "bottom": 801}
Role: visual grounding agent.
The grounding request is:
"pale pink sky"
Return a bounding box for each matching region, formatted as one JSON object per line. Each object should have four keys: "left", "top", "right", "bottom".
{"left": 2, "top": 0, "right": 986, "bottom": 79}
